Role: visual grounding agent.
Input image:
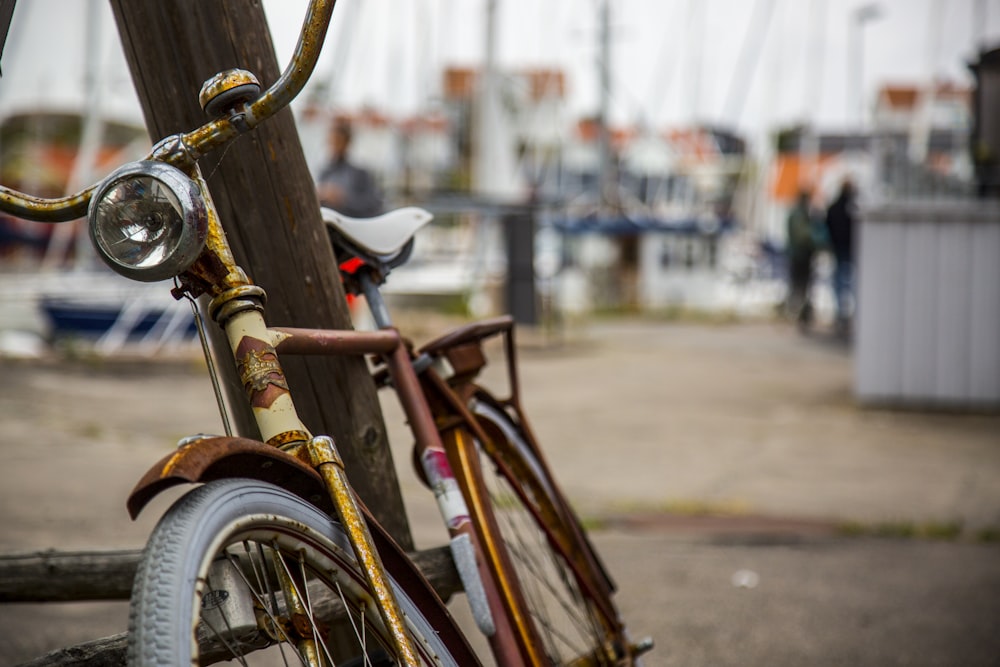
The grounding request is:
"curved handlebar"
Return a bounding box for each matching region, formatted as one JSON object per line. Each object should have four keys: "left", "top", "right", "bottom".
{"left": 0, "top": 0, "right": 337, "bottom": 222}
{"left": 0, "top": 186, "right": 97, "bottom": 224}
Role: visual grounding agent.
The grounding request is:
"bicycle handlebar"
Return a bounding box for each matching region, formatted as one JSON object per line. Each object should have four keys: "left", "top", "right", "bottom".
{"left": 0, "top": 0, "right": 337, "bottom": 223}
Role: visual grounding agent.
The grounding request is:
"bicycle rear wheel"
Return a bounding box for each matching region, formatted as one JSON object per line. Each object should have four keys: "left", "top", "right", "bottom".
{"left": 128, "top": 478, "right": 467, "bottom": 666}
{"left": 460, "top": 397, "right": 641, "bottom": 666}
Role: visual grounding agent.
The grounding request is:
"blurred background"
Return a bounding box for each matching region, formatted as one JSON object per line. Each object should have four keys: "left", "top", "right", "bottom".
{"left": 1, "top": 3, "right": 999, "bottom": 664}
{"left": 1, "top": 0, "right": 998, "bottom": 404}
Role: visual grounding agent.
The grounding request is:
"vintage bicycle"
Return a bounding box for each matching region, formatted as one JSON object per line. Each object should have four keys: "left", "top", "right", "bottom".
{"left": 0, "top": 0, "right": 650, "bottom": 664}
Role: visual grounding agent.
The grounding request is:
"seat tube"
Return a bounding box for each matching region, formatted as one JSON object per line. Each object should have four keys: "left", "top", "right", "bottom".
{"left": 359, "top": 270, "right": 393, "bottom": 329}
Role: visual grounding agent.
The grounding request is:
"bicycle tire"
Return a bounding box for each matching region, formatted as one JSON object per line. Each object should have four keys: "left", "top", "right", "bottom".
{"left": 459, "top": 396, "right": 639, "bottom": 666}
{"left": 127, "top": 478, "right": 464, "bottom": 666}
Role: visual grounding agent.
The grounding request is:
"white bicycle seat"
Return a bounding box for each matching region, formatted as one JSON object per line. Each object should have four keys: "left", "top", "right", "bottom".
{"left": 321, "top": 206, "right": 433, "bottom": 258}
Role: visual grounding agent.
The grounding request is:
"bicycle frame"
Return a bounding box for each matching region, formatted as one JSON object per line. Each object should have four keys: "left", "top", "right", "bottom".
{"left": 0, "top": 1, "right": 444, "bottom": 664}
{"left": 0, "top": 0, "right": 641, "bottom": 662}
{"left": 125, "top": 304, "right": 536, "bottom": 665}
{"left": 122, "top": 256, "right": 627, "bottom": 665}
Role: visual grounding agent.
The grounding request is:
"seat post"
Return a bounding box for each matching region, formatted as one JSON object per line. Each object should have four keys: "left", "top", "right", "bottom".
{"left": 358, "top": 270, "right": 394, "bottom": 330}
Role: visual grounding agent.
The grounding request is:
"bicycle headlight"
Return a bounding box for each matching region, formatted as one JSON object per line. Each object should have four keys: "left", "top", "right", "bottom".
{"left": 88, "top": 161, "right": 208, "bottom": 282}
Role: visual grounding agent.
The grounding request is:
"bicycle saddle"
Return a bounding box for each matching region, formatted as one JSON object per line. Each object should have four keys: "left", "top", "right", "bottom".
{"left": 321, "top": 206, "right": 432, "bottom": 262}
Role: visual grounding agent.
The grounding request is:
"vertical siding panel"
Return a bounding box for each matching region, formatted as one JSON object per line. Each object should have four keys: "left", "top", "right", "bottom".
{"left": 900, "top": 221, "right": 938, "bottom": 402}
{"left": 934, "top": 222, "right": 973, "bottom": 402}
{"left": 969, "top": 221, "right": 1000, "bottom": 404}
{"left": 858, "top": 201, "right": 1000, "bottom": 409}
{"left": 856, "top": 220, "right": 906, "bottom": 401}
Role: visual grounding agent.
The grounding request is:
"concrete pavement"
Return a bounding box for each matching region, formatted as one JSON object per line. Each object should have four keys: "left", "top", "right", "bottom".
{"left": 1, "top": 316, "right": 998, "bottom": 665}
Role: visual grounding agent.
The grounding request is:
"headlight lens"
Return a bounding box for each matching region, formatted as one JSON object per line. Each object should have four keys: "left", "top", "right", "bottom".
{"left": 89, "top": 161, "right": 208, "bottom": 282}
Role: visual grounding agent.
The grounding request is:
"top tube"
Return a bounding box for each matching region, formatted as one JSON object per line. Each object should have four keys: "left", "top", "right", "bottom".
{"left": 0, "top": 0, "right": 337, "bottom": 223}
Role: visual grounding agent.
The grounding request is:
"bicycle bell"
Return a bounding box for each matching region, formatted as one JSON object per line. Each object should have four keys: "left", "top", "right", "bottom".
{"left": 199, "top": 68, "right": 261, "bottom": 118}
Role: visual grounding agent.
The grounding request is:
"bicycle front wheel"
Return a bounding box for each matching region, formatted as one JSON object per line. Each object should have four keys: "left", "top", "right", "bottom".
{"left": 462, "top": 397, "right": 639, "bottom": 666}
{"left": 128, "top": 478, "right": 465, "bottom": 666}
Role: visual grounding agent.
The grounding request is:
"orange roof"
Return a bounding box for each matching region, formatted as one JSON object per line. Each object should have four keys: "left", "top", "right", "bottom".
{"left": 443, "top": 66, "right": 566, "bottom": 101}
{"left": 881, "top": 87, "right": 919, "bottom": 110}
{"left": 399, "top": 114, "right": 450, "bottom": 134}
{"left": 525, "top": 70, "right": 565, "bottom": 100}
{"left": 878, "top": 82, "right": 972, "bottom": 110}
{"left": 664, "top": 128, "right": 718, "bottom": 163}
{"left": 769, "top": 153, "right": 835, "bottom": 204}
{"left": 443, "top": 68, "right": 477, "bottom": 99}
{"left": 333, "top": 108, "right": 393, "bottom": 128}
{"left": 573, "top": 119, "right": 635, "bottom": 149}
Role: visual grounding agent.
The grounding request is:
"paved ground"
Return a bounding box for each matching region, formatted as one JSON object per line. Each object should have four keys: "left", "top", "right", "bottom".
{"left": 1, "top": 316, "right": 998, "bottom": 665}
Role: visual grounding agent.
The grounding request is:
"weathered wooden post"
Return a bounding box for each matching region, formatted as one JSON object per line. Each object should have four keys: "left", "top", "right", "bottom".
{"left": 108, "top": 0, "right": 413, "bottom": 549}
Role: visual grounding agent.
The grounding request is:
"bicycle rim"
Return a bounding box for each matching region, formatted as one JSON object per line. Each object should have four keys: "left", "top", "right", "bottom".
{"left": 128, "top": 478, "right": 460, "bottom": 666}
{"left": 468, "top": 399, "right": 628, "bottom": 666}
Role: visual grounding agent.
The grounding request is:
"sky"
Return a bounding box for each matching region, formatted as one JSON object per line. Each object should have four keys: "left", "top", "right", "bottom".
{"left": 263, "top": 0, "right": 1000, "bottom": 148}
{"left": 1, "top": 0, "right": 998, "bottom": 153}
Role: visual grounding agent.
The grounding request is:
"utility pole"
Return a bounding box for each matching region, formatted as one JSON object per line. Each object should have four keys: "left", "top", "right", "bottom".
{"left": 109, "top": 0, "right": 414, "bottom": 550}
{"left": 597, "top": 0, "right": 612, "bottom": 210}
{"left": 800, "top": 0, "right": 825, "bottom": 191}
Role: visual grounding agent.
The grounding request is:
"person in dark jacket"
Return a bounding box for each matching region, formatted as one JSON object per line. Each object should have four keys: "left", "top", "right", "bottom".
{"left": 785, "top": 188, "right": 821, "bottom": 330}
{"left": 825, "top": 178, "right": 858, "bottom": 334}
{"left": 316, "top": 119, "right": 383, "bottom": 218}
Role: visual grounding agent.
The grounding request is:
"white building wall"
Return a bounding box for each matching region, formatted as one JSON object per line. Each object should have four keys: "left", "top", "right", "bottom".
{"left": 856, "top": 201, "right": 1000, "bottom": 408}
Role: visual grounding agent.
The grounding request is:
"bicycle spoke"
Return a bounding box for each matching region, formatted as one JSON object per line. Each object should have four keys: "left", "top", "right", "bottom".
{"left": 232, "top": 544, "right": 296, "bottom": 667}
{"left": 240, "top": 542, "right": 294, "bottom": 652}
{"left": 494, "top": 488, "right": 597, "bottom": 658}
{"left": 199, "top": 610, "right": 251, "bottom": 665}
{"left": 492, "top": 479, "right": 584, "bottom": 615}
{"left": 336, "top": 579, "right": 373, "bottom": 667}
{"left": 294, "top": 552, "right": 337, "bottom": 667}
{"left": 482, "top": 446, "right": 611, "bottom": 664}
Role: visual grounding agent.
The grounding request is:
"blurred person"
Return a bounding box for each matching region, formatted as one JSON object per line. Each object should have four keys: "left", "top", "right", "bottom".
{"left": 785, "top": 188, "right": 822, "bottom": 330}
{"left": 316, "top": 118, "right": 383, "bottom": 218}
{"left": 825, "top": 178, "right": 858, "bottom": 335}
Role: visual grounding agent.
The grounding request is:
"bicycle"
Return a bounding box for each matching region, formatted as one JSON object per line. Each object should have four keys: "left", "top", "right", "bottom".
{"left": 0, "top": 1, "right": 650, "bottom": 664}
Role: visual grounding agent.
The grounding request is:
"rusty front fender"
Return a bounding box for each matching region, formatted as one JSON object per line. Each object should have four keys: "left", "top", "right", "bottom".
{"left": 125, "top": 435, "right": 479, "bottom": 660}
{"left": 127, "top": 435, "right": 332, "bottom": 520}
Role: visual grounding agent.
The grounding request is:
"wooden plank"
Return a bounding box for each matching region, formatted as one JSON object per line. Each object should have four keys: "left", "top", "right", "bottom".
{"left": 0, "top": 544, "right": 460, "bottom": 600}
{"left": 6, "top": 545, "right": 459, "bottom": 664}
{"left": 0, "top": 550, "right": 140, "bottom": 602}
{"left": 10, "top": 545, "right": 460, "bottom": 665}
{"left": 18, "top": 633, "right": 126, "bottom": 667}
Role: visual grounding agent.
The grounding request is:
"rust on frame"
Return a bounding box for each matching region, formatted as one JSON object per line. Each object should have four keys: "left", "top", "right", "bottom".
{"left": 272, "top": 327, "right": 400, "bottom": 356}
{"left": 0, "top": 185, "right": 96, "bottom": 223}
{"left": 268, "top": 429, "right": 312, "bottom": 450}
{"left": 126, "top": 435, "right": 330, "bottom": 520}
{"left": 236, "top": 336, "right": 290, "bottom": 409}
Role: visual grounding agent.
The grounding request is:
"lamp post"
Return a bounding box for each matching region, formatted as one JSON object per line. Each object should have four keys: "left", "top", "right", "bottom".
{"left": 850, "top": 3, "right": 882, "bottom": 130}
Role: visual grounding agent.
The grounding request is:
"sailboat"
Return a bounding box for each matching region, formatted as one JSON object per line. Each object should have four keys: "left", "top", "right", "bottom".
{"left": 0, "top": 0, "right": 198, "bottom": 356}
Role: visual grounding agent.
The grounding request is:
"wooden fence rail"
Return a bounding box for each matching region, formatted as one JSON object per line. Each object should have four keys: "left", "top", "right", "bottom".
{"left": 2, "top": 547, "right": 462, "bottom": 666}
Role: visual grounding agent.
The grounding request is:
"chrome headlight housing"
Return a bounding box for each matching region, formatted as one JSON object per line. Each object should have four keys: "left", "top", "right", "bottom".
{"left": 88, "top": 161, "right": 208, "bottom": 282}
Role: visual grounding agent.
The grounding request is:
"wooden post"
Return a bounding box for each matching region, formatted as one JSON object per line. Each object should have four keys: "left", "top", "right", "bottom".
{"left": 108, "top": 0, "right": 413, "bottom": 549}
